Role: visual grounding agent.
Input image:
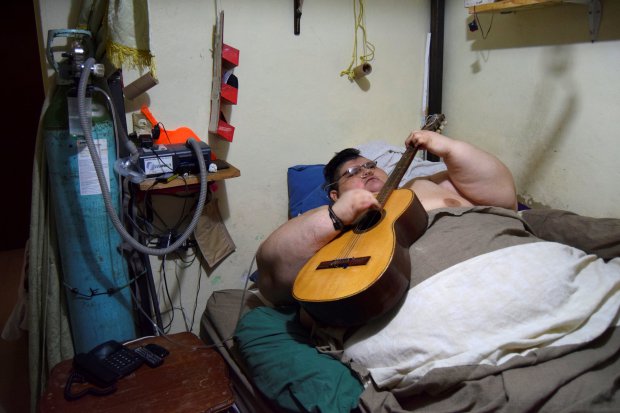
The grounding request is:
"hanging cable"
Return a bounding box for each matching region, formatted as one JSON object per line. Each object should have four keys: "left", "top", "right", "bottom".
{"left": 472, "top": 6, "right": 494, "bottom": 40}
{"left": 77, "top": 57, "right": 208, "bottom": 256}
{"left": 340, "top": 0, "right": 375, "bottom": 80}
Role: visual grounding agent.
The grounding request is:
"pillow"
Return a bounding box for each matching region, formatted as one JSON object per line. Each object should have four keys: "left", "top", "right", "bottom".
{"left": 287, "top": 164, "right": 331, "bottom": 218}
{"left": 234, "top": 306, "right": 364, "bottom": 412}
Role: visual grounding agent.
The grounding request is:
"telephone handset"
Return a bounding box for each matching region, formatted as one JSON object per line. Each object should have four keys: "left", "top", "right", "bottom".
{"left": 72, "top": 340, "right": 144, "bottom": 388}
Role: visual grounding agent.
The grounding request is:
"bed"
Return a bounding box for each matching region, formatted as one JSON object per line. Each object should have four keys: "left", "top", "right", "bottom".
{"left": 200, "top": 142, "right": 620, "bottom": 413}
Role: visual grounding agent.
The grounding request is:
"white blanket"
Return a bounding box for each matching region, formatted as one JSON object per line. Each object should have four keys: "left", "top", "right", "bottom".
{"left": 343, "top": 242, "right": 620, "bottom": 390}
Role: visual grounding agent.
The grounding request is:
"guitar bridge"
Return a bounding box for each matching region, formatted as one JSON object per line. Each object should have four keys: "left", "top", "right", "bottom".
{"left": 316, "top": 256, "right": 370, "bottom": 270}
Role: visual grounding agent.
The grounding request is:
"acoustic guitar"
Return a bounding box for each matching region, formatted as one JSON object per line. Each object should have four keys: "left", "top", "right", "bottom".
{"left": 293, "top": 114, "right": 446, "bottom": 326}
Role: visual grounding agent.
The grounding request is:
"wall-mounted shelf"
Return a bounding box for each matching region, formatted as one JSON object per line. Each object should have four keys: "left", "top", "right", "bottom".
{"left": 138, "top": 162, "right": 240, "bottom": 191}
{"left": 467, "top": 0, "right": 601, "bottom": 42}
{"left": 208, "top": 11, "right": 239, "bottom": 142}
{"left": 468, "top": 0, "right": 564, "bottom": 14}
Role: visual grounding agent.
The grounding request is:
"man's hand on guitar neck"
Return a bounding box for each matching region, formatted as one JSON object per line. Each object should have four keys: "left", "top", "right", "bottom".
{"left": 406, "top": 129, "right": 453, "bottom": 158}
{"left": 405, "top": 129, "right": 517, "bottom": 210}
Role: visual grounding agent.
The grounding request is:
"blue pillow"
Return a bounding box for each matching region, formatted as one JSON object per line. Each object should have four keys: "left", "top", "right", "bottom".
{"left": 287, "top": 164, "right": 331, "bottom": 218}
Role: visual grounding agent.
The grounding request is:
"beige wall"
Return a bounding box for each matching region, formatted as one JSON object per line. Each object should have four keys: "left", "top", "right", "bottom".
{"left": 34, "top": 0, "right": 619, "bottom": 334}
{"left": 35, "top": 0, "right": 432, "bottom": 333}
{"left": 443, "top": 1, "right": 620, "bottom": 218}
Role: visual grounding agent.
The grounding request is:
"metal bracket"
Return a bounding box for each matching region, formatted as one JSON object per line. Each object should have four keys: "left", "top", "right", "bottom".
{"left": 294, "top": 0, "right": 303, "bottom": 35}
{"left": 565, "top": 0, "right": 601, "bottom": 42}
{"left": 587, "top": 0, "right": 601, "bottom": 42}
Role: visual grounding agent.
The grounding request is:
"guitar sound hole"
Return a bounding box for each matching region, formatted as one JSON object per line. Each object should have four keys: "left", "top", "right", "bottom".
{"left": 353, "top": 209, "right": 384, "bottom": 233}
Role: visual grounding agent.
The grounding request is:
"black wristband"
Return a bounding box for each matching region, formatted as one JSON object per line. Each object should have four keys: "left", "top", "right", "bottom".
{"left": 327, "top": 204, "right": 344, "bottom": 231}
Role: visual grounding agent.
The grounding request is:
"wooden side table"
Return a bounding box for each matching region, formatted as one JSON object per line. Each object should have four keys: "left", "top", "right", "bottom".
{"left": 38, "top": 332, "right": 234, "bottom": 413}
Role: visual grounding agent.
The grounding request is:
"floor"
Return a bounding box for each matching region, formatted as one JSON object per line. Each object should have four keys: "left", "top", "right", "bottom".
{"left": 0, "top": 248, "right": 30, "bottom": 413}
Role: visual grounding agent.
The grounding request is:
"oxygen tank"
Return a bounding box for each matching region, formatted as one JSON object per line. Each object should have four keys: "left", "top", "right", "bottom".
{"left": 43, "top": 29, "right": 137, "bottom": 353}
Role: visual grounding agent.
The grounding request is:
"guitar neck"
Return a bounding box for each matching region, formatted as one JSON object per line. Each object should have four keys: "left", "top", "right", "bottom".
{"left": 374, "top": 114, "right": 445, "bottom": 207}
{"left": 376, "top": 146, "right": 418, "bottom": 206}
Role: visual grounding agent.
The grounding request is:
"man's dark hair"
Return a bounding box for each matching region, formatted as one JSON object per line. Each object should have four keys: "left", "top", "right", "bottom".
{"left": 323, "top": 148, "right": 362, "bottom": 192}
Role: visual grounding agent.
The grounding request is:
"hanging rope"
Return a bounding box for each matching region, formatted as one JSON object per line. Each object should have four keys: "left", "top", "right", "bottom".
{"left": 340, "top": 0, "right": 375, "bottom": 80}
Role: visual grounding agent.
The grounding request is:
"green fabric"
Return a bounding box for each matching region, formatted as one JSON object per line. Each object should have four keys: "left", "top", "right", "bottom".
{"left": 28, "top": 87, "right": 74, "bottom": 412}
{"left": 235, "top": 306, "right": 364, "bottom": 413}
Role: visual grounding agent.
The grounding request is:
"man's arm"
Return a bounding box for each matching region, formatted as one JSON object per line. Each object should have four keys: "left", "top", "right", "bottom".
{"left": 257, "top": 189, "right": 380, "bottom": 305}
{"left": 406, "top": 130, "right": 517, "bottom": 210}
{"left": 257, "top": 206, "right": 336, "bottom": 305}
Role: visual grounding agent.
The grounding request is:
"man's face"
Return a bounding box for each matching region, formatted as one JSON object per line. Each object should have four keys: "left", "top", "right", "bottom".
{"left": 329, "top": 157, "right": 388, "bottom": 201}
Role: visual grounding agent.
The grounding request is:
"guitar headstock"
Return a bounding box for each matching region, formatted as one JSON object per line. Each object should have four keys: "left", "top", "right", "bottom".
{"left": 422, "top": 114, "right": 447, "bottom": 133}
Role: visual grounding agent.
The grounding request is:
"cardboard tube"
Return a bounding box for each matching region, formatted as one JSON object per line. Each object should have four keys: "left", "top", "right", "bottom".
{"left": 352, "top": 63, "right": 372, "bottom": 79}
{"left": 123, "top": 72, "right": 159, "bottom": 99}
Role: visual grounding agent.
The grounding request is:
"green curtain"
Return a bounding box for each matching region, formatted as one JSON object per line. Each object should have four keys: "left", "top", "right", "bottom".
{"left": 28, "top": 88, "right": 74, "bottom": 412}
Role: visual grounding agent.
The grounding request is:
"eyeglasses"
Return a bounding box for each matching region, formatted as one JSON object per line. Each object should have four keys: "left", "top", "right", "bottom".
{"left": 337, "top": 161, "right": 377, "bottom": 182}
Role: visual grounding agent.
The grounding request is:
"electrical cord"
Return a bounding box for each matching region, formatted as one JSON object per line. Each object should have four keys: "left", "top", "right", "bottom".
{"left": 77, "top": 57, "right": 208, "bottom": 256}
{"left": 124, "top": 250, "right": 258, "bottom": 351}
{"left": 64, "top": 370, "right": 116, "bottom": 401}
{"left": 189, "top": 260, "right": 203, "bottom": 332}
{"left": 472, "top": 7, "right": 494, "bottom": 39}
{"left": 62, "top": 268, "right": 146, "bottom": 299}
{"left": 173, "top": 251, "right": 201, "bottom": 331}
{"left": 141, "top": 183, "right": 197, "bottom": 238}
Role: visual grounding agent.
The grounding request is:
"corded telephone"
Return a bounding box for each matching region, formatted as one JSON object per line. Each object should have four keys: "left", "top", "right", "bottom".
{"left": 65, "top": 339, "right": 167, "bottom": 401}
{"left": 72, "top": 340, "right": 144, "bottom": 388}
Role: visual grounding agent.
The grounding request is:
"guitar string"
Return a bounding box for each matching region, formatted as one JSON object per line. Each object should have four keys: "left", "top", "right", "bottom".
{"left": 331, "top": 148, "right": 415, "bottom": 264}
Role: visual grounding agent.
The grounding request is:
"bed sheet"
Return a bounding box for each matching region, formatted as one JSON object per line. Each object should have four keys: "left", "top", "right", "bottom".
{"left": 203, "top": 287, "right": 620, "bottom": 413}
{"left": 201, "top": 207, "right": 620, "bottom": 412}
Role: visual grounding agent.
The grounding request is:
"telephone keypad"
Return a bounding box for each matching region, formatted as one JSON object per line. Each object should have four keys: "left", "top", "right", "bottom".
{"left": 101, "top": 346, "right": 144, "bottom": 377}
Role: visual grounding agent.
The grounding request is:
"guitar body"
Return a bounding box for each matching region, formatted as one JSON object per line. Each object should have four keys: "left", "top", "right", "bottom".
{"left": 293, "top": 114, "right": 444, "bottom": 326}
{"left": 293, "top": 189, "right": 428, "bottom": 326}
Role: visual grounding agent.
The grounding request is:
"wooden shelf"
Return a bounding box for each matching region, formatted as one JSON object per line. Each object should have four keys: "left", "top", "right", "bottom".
{"left": 467, "top": 0, "right": 600, "bottom": 41}
{"left": 138, "top": 163, "right": 240, "bottom": 191}
{"left": 467, "top": 0, "right": 583, "bottom": 14}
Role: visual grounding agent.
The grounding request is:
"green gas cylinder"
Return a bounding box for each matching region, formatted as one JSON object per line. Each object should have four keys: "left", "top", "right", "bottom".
{"left": 42, "top": 29, "right": 137, "bottom": 353}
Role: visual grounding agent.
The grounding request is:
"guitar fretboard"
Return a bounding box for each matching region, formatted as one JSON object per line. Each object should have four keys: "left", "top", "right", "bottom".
{"left": 375, "top": 114, "right": 445, "bottom": 207}
{"left": 376, "top": 146, "right": 418, "bottom": 207}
